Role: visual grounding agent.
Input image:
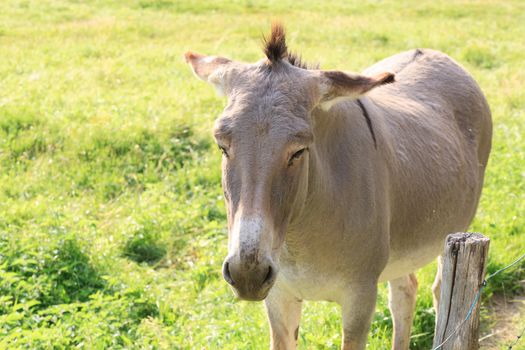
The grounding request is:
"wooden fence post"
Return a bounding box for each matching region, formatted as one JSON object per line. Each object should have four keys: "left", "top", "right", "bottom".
{"left": 432, "top": 232, "right": 490, "bottom": 350}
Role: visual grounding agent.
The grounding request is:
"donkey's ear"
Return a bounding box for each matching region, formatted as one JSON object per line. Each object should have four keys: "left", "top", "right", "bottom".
{"left": 185, "top": 51, "right": 232, "bottom": 96}
{"left": 317, "top": 70, "right": 395, "bottom": 110}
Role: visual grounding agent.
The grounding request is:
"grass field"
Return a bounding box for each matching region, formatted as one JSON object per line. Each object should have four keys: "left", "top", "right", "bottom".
{"left": 1, "top": 1, "right": 524, "bottom": 349}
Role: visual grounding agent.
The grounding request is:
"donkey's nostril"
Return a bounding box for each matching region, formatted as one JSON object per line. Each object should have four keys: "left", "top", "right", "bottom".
{"left": 262, "top": 265, "right": 274, "bottom": 286}
{"left": 222, "top": 261, "right": 235, "bottom": 286}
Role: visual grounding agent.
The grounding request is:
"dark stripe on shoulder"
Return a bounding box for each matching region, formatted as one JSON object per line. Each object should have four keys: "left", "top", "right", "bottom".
{"left": 356, "top": 99, "right": 377, "bottom": 149}
{"left": 413, "top": 48, "right": 424, "bottom": 60}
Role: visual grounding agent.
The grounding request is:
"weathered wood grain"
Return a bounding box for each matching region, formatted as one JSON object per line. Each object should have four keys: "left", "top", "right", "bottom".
{"left": 433, "top": 232, "right": 490, "bottom": 350}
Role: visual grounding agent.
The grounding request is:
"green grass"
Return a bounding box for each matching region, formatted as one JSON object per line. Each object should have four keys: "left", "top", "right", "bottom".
{"left": 1, "top": 0, "right": 524, "bottom": 349}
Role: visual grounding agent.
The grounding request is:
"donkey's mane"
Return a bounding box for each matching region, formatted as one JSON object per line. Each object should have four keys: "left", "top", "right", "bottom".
{"left": 263, "top": 23, "right": 315, "bottom": 70}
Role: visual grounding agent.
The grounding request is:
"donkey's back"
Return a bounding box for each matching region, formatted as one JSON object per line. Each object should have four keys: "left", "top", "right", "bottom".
{"left": 363, "top": 49, "right": 492, "bottom": 281}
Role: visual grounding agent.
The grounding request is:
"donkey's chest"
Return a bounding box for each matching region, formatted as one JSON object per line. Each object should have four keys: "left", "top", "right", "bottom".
{"left": 278, "top": 262, "right": 347, "bottom": 302}
{"left": 277, "top": 245, "right": 352, "bottom": 302}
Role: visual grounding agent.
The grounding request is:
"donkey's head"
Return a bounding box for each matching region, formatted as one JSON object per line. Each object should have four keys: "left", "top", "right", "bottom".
{"left": 185, "top": 24, "right": 394, "bottom": 301}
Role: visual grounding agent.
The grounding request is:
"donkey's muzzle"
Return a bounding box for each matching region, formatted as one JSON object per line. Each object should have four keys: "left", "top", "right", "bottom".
{"left": 222, "top": 256, "right": 277, "bottom": 301}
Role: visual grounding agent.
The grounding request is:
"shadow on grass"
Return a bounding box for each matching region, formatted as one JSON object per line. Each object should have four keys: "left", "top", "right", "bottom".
{"left": 0, "top": 237, "right": 106, "bottom": 310}
{"left": 43, "top": 239, "right": 106, "bottom": 305}
{"left": 122, "top": 226, "right": 167, "bottom": 265}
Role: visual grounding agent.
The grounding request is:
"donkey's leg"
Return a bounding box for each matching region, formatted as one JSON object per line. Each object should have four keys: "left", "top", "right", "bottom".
{"left": 388, "top": 273, "right": 418, "bottom": 350}
{"left": 264, "top": 286, "right": 302, "bottom": 350}
{"left": 341, "top": 282, "right": 378, "bottom": 350}
{"left": 432, "top": 255, "right": 442, "bottom": 317}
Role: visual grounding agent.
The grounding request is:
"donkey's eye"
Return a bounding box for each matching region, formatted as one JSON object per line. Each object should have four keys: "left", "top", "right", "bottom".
{"left": 288, "top": 148, "right": 307, "bottom": 166}
{"left": 218, "top": 145, "right": 229, "bottom": 158}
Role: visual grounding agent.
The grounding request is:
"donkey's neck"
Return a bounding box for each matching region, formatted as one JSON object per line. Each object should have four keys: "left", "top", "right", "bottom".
{"left": 287, "top": 100, "right": 371, "bottom": 238}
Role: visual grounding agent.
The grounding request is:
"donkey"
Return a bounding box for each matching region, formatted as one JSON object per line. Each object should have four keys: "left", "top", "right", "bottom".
{"left": 185, "top": 24, "right": 492, "bottom": 350}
